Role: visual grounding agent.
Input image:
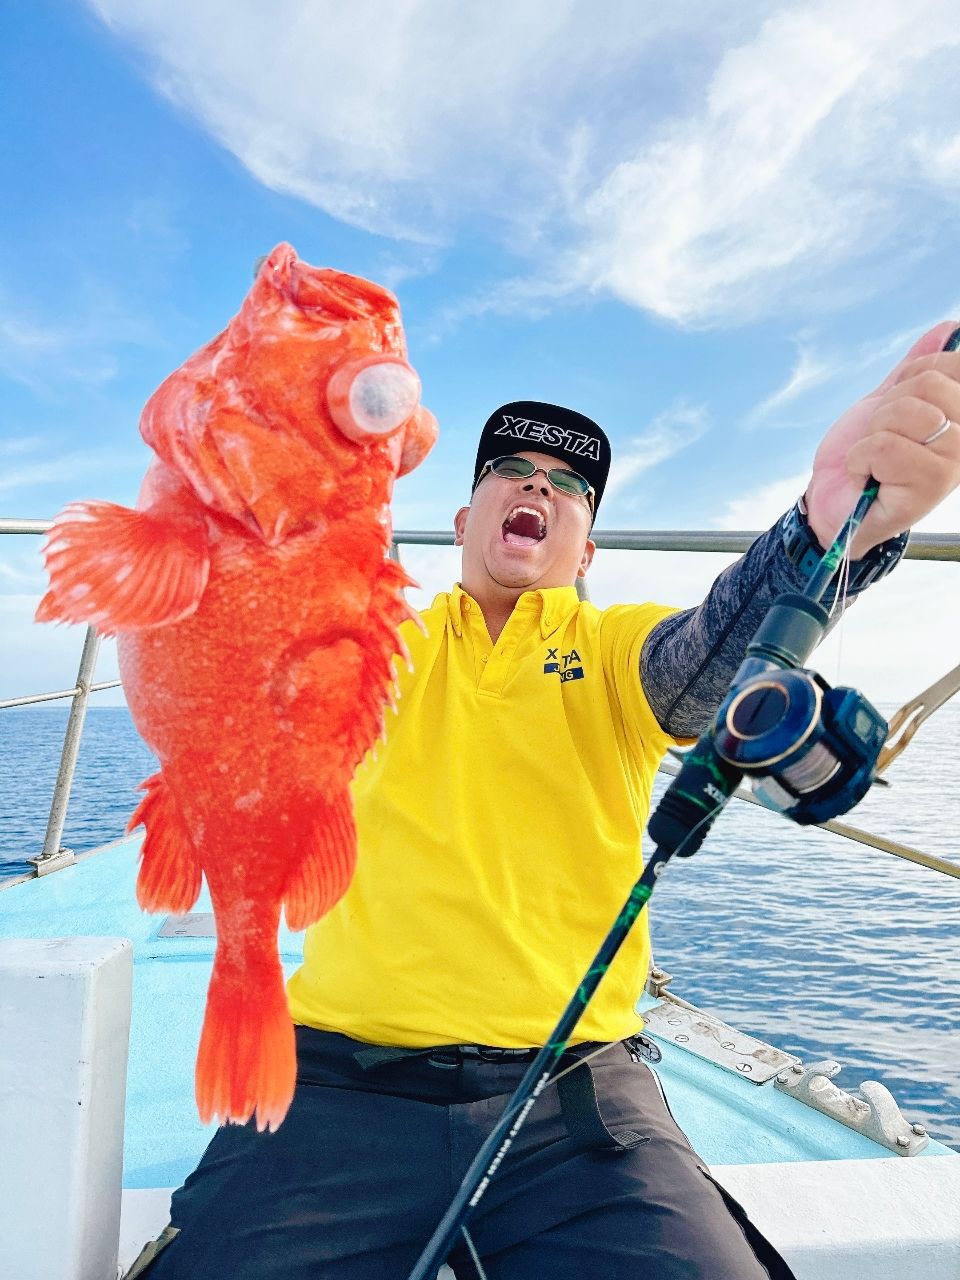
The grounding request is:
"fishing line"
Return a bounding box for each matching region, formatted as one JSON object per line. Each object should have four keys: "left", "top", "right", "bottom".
{"left": 540, "top": 1037, "right": 625, "bottom": 1089}
{"left": 827, "top": 518, "right": 855, "bottom": 685}
{"left": 460, "top": 1225, "right": 488, "bottom": 1280}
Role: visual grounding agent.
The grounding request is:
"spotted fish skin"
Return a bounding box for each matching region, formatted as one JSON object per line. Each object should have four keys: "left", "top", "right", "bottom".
{"left": 36, "top": 243, "right": 438, "bottom": 1131}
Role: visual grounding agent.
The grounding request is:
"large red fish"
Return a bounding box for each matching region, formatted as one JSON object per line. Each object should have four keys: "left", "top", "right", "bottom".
{"left": 36, "top": 243, "right": 438, "bottom": 1130}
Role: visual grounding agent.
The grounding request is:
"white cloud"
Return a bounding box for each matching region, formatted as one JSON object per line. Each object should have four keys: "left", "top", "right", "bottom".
{"left": 0, "top": 448, "right": 146, "bottom": 497}
{"left": 572, "top": 2, "right": 960, "bottom": 323}
{"left": 747, "top": 347, "right": 838, "bottom": 424}
{"left": 88, "top": 0, "right": 960, "bottom": 326}
{"left": 0, "top": 558, "right": 43, "bottom": 587}
{"left": 711, "top": 471, "right": 808, "bottom": 530}
{"left": 605, "top": 402, "right": 709, "bottom": 502}
{"left": 89, "top": 0, "right": 693, "bottom": 240}
{"left": 0, "top": 277, "right": 167, "bottom": 396}
{"left": 0, "top": 435, "right": 45, "bottom": 457}
{"left": 711, "top": 461, "right": 960, "bottom": 537}
{"left": 742, "top": 310, "right": 960, "bottom": 437}
{"left": 0, "top": 310, "right": 120, "bottom": 392}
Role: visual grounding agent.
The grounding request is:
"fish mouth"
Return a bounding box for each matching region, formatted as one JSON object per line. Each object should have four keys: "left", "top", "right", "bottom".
{"left": 502, "top": 505, "right": 547, "bottom": 547}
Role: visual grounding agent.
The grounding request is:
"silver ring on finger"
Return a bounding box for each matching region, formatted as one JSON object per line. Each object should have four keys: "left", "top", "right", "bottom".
{"left": 922, "top": 416, "right": 955, "bottom": 446}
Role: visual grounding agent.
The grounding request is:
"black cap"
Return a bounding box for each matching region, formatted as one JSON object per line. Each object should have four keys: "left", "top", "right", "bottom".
{"left": 472, "top": 401, "right": 611, "bottom": 517}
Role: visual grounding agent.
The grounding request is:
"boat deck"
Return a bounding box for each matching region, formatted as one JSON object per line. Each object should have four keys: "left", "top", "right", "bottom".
{"left": 3, "top": 834, "right": 955, "bottom": 1181}
{"left": 3, "top": 835, "right": 958, "bottom": 1279}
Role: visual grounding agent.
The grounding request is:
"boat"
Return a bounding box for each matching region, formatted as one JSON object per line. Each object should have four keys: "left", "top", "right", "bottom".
{"left": 2, "top": 520, "right": 959, "bottom": 1280}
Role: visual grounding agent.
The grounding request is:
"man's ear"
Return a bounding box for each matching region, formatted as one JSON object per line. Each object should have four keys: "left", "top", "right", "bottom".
{"left": 577, "top": 538, "right": 596, "bottom": 578}
{"left": 454, "top": 506, "right": 470, "bottom": 546}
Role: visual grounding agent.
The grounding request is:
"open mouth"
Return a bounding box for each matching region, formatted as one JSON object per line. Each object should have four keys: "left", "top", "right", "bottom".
{"left": 502, "top": 505, "right": 547, "bottom": 547}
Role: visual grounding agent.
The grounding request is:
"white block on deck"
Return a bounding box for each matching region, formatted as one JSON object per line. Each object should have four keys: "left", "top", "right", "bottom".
{"left": 712, "top": 1157, "right": 960, "bottom": 1280}
{"left": 0, "top": 937, "right": 133, "bottom": 1280}
{"left": 118, "top": 1191, "right": 172, "bottom": 1274}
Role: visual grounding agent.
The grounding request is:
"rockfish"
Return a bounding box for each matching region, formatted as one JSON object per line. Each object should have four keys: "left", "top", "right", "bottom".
{"left": 36, "top": 243, "right": 438, "bottom": 1130}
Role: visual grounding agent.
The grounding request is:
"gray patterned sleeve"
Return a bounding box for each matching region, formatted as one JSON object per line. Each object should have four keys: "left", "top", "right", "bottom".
{"left": 639, "top": 513, "right": 854, "bottom": 738}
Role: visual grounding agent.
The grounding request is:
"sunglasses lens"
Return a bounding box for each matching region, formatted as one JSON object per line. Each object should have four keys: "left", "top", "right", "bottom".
{"left": 548, "top": 469, "right": 589, "bottom": 497}
{"left": 491, "top": 457, "right": 535, "bottom": 478}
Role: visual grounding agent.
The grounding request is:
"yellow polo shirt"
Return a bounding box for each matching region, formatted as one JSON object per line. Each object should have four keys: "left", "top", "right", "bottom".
{"left": 286, "top": 584, "right": 678, "bottom": 1047}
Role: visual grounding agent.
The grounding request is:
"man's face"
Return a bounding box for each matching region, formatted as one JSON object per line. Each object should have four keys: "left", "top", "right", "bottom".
{"left": 454, "top": 451, "right": 595, "bottom": 592}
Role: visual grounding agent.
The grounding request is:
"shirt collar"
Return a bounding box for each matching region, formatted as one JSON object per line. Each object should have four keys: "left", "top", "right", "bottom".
{"left": 444, "top": 583, "right": 580, "bottom": 638}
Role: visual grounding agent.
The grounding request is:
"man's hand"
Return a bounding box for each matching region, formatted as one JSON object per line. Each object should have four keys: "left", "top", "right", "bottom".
{"left": 804, "top": 320, "right": 960, "bottom": 560}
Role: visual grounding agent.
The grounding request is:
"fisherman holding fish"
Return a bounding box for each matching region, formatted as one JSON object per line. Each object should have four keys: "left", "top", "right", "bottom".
{"left": 81, "top": 269, "right": 960, "bottom": 1280}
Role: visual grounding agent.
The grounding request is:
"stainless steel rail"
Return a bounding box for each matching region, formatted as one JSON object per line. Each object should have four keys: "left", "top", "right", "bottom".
{"left": 30, "top": 628, "right": 100, "bottom": 875}
{"left": 1, "top": 682, "right": 122, "bottom": 710}
{"left": 2, "top": 520, "right": 957, "bottom": 880}
{"left": 378, "top": 528, "right": 960, "bottom": 561}
{"left": 3, "top": 518, "right": 959, "bottom": 559}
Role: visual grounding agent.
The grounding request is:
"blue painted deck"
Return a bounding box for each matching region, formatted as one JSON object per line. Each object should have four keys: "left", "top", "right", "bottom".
{"left": 0, "top": 835, "right": 954, "bottom": 1189}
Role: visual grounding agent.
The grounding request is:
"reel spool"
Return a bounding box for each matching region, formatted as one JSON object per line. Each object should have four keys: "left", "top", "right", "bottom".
{"left": 713, "top": 669, "right": 888, "bottom": 824}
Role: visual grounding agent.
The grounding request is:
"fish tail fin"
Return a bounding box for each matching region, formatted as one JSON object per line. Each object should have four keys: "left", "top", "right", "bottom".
{"left": 196, "top": 932, "right": 295, "bottom": 1132}
{"left": 129, "top": 772, "right": 203, "bottom": 914}
{"left": 283, "top": 790, "right": 357, "bottom": 930}
{"left": 35, "top": 500, "right": 210, "bottom": 635}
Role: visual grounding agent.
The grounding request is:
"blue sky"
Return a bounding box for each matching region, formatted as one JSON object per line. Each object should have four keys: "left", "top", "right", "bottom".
{"left": 3, "top": 0, "right": 960, "bottom": 706}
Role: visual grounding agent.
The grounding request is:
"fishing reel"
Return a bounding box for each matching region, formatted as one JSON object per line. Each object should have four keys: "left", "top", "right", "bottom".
{"left": 648, "top": 592, "right": 889, "bottom": 858}
{"left": 712, "top": 665, "right": 887, "bottom": 825}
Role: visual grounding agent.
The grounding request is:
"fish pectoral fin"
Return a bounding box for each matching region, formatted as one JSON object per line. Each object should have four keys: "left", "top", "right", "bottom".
{"left": 129, "top": 772, "right": 203, "bottom": 914}
{"left": 283, "top": 791, "right": 357, "bottom": 930}
{"left": 35, "top": 500, "right": 210, "bottom": 636}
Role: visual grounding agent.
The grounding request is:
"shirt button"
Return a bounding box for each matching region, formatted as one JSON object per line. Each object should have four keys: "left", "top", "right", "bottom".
{"left": 463, "top": 600, "right": 471, "bottom": 612}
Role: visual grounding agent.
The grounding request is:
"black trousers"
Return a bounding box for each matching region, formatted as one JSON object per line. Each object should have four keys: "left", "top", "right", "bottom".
{"left": 139, "top": 1027, "right": 796, "bottom": 1279}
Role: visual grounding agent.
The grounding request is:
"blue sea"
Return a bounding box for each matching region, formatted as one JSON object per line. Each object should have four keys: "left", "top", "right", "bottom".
{"left": 2, "top": 703, "right": 958, "bottom": 1149}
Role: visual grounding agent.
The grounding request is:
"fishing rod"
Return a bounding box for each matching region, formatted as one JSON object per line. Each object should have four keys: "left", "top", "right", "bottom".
{"left": 406, "top": 327, "right": 960, "bottom": 1280}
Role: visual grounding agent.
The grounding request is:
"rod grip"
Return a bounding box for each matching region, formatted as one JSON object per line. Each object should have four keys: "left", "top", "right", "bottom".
{"left": 647, "top": 734, "right": 743, "bottom": 857}
{"left": 746, "top": 593, "right": 830, "bottom": 668}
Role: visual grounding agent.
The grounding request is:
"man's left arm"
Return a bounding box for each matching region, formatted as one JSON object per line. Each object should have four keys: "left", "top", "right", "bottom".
{"left": 641, "top": 320, "right": 960, "bottom": 738}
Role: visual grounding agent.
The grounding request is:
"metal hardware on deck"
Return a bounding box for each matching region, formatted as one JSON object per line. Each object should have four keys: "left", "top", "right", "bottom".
{"left": 158, "top": 913, "right": 217, "bottom": 938}
{"left": 26, "top": 847, "right": 76, "bottom": 877}
{"left": 774, "top": 1059, "right": 930, "bottom": 1156}
{"left": 645, "top": 964, "right": 675, "bottom": 998}
{"left": 642, "top": 995, "right": 800, "bottom": 1083}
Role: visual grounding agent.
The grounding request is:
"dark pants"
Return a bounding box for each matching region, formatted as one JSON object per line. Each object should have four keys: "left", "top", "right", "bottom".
{"left": 140, "top": 1027, "right": 795, "bottom": 1279}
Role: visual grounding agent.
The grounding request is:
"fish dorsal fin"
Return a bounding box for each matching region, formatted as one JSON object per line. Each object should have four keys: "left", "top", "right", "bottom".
{"left": 36, "top": 500, "right": 210, "bottom": 636}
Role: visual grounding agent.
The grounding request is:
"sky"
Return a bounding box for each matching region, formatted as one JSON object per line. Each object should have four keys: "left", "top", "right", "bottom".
{"left": 2, "top": 0, "right": 960, "bottom": 709}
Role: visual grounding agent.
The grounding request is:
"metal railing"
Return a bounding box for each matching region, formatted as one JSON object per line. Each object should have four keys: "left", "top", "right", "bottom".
{"left": 2, "top": 519, "right": 958, "bottom": 882}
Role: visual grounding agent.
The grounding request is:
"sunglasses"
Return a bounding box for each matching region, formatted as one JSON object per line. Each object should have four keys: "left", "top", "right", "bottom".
{"left": 475, "top": 455, "right": 595, "bottom": 513}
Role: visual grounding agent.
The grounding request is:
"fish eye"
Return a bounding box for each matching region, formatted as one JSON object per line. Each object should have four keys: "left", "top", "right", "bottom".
{"left": 327, "top": 357, "right": 421, "bottom": 442}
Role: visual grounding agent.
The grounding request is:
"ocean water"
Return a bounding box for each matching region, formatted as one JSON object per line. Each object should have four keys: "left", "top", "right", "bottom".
{"left": 1, "top": 703, "right": 958, "bottom": 1149}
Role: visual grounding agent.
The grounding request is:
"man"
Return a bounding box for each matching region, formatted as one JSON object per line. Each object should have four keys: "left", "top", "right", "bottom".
{"left": 140, "top": 322, "right": 960, "bottom": 1279}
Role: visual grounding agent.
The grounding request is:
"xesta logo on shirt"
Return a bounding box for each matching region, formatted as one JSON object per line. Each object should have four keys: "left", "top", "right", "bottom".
{"left": 543, "top": 647, "right": 585, "bottom": 682}
{"left": 495, "top": 415, "right": 601, "bottom": 461}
